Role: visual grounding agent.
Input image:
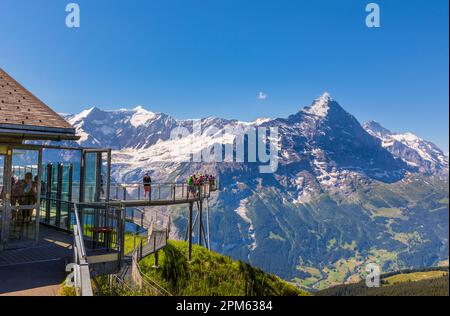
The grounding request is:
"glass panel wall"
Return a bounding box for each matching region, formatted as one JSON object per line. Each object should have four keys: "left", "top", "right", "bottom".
{"left": 41, "top": 162, "right": 74, "bottom": 230}
{"left": 84, "top": 152, "right": 98, "bottom": 202}
{"left": 39, "top": 147, "right": 82, "bottom": 231}
{"left": 8, "top": 148, "right": 40, "bottom": 248}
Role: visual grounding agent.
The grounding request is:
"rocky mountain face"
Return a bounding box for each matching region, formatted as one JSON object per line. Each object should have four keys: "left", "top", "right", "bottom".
{"left": 364, "top": 120, "right": 449, "bottom": 177}
{"left": 63, "top": 93, "right": 449, "bottom": 290}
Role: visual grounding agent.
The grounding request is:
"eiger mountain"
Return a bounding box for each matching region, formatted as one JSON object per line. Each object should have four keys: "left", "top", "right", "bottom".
{"left": 64, "top": 93, "right": 449, "bottom": 290}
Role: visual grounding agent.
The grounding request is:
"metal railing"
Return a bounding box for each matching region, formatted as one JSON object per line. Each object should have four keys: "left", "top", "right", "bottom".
{"left": 125, "top": 207, "right": 171, "bottom": 258}
{"left": 130, "top": 249, "right": 172, "bottom": 296}
{"left": 40, "top": 179, "right": 219, "bottom": 207}
{"left": 73, "top": 203, "right": 93, "bottom": 296}
{"left": 40, "top": 198, "right": 124, "bottom": 254}
{"left": 127, "top": 207, "right": 170, "bottom": 231}
{"left": 109, "top": 180, "right": 219, "bottom": 202}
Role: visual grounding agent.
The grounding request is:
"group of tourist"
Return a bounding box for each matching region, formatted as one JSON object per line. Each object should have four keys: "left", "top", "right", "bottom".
{"left": 187, "top": 173, "right": 216, "bottom": 198}
{"left": 187, "top": 173, "right": 216, "bottom": 187}
{"left": 0, "top": 172, "right": 39, "bottom": 223}
{"left": 4, "top": 173, "right": 38, "bottom": 206}
{"left": 141, "top": 172, "right": 216, "bottom": 200}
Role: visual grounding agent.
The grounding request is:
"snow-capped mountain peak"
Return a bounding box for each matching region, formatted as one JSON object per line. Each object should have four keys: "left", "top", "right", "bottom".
{"left": 363, "top": 121, "right": 392, "bottom": 139}
{"left": 129, "top": 105, "right": 157, "bottom": 127}
{"left": 68, "top": 106, "right": 96, "bottom": 125}
{"left": 63, "top": 105, "right": 177, "bottom": 149}
{"left": 364, "top": 121, "right": 448, "bottom": 176}
{"left": 301, "top": 92, "right": 333, "bottom": 117}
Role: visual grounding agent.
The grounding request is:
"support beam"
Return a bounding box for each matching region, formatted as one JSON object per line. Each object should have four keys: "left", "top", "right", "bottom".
{"left": 188, "top": 201, "right": 193, "bottom": 261}
{"left": 153, "top": 234, "right": 159, "bottom": 268}
{"left": 67, "top": 163, "right": 73, "bottom": 230}
{"left": 198, "top": 200, "right": 203, "bottom": 246}
{"left": 205, "top": 198, "right": 211, "bottom": 251}
{"left": 201, "top": 220, "right": 208, "bottom": 250}
{"left": 185, "top": 209, "right": 198, "bottom": 241}
{"left": 154, "top": 250, "right": 159, "bottom": 268}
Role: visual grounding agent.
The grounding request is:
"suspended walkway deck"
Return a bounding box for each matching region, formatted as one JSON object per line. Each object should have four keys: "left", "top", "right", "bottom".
{"left": 81, "top": 181, "right": 219, "bottom": 208}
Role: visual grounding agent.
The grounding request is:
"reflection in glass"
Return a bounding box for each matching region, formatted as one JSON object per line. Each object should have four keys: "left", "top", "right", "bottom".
{"left": 9, "top": 149, "right": 40, "bottom": 248}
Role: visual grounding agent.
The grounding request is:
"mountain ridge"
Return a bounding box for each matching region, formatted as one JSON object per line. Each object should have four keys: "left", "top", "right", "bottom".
{"left": 63, "top": 93, "right": 448, "bottom": 181}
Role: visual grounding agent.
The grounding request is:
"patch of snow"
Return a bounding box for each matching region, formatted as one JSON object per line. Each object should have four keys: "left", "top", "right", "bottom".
{"left": 235, "top": 199, "right": 251, "bottom": 223}
{"left": 129, "top": 106, "right": 156, "bottom": 127}
{"left": 254, "top": 118, "right": 271, "bottom": 125}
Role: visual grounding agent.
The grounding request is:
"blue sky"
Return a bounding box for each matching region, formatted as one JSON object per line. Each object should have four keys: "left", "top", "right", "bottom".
{"left": 0, "top": 0, "right": 448, "bottom": 151}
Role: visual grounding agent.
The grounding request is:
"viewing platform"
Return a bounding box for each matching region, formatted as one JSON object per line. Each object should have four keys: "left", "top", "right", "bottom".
{"left": 0, "top": 67, "right": 219, "bottom": 296}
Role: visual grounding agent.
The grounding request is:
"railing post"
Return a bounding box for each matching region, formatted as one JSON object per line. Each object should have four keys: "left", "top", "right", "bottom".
{"left": 153, "top": 234, "right": 159, "bottom": 268}
{"left": 119, "top": 207, "right": 126, "bottom": 264}
{"left": 149, "top": 184, "right": 152, "bottom": 202}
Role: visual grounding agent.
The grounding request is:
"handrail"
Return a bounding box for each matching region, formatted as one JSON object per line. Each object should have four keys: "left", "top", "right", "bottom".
{"left": 73, "top": 204, "right": 87, "bottom": 259}
{"left": 41, "top": 180, "right": 219, "bottom": 208}
{"left": 110, "top": 273, "right": 135, "bottom": 293}
{"left": 109, "top": 180, "right": 218, "bottom": 187}
{"left": 131, "top": 249, "right": 172, "bottom": 296}
{"left": 73, "top": 203, "right": 94, "bottom": 296}
{"left": 42, "top": 179, "right": 219, "bottom": 192}
{"left": 127, "top": 207, "right": 170, "bottom": 231}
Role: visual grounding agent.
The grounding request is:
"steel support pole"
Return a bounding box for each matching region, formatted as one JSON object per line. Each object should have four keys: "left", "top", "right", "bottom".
{"left": 153, "top": 234, "right": 159, "bottom": 268}
{"left": 198, "top": 200, "right": 203, "bottom": 246}
{"left": 206, "top": 198, "right": 211, "bottom": 250}
{"left": 188, "top": 201, "right": 193, "bottom": 261}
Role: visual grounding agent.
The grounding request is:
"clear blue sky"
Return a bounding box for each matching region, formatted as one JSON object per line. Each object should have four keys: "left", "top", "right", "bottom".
{"left": 0, "top": 0, "right": 448, "bottom": 151}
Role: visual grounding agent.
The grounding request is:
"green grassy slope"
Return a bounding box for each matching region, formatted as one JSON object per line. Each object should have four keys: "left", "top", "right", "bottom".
{"left": 138, "top": 240, "right": 308, "bottom": 296}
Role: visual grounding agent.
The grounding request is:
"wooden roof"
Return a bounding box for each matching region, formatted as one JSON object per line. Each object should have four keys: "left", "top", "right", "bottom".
{"left": 0, "top": 67, "right": 77, "bottom": 140}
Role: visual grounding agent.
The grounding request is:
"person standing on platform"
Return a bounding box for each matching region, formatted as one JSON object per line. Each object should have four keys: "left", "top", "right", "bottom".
{"left": 143, "top": 172, "right": 152, "bottom": 199}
